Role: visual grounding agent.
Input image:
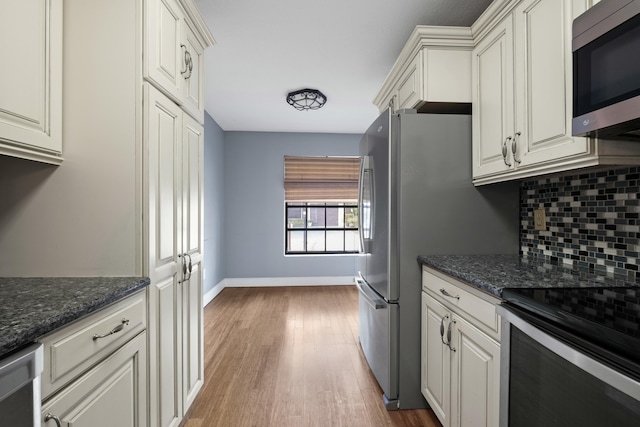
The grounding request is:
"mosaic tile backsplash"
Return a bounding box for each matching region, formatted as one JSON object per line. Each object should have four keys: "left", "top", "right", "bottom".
{"left": 520, "top": 166, "right": 640, "bottom": 281}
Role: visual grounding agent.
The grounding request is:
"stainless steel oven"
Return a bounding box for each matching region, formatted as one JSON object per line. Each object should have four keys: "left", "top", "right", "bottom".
{"left": 497, "top": 287, "right": 640, "bottom": 427}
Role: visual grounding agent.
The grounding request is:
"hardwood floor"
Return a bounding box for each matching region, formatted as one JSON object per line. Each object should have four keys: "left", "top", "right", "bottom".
{"left": 181, "top": 286, "right": 441, "bottom": 427}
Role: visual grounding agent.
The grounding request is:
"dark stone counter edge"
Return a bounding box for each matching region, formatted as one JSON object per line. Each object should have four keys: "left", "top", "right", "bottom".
{"left": 417, "top": 254, "right": 639, "bottom": 299}
{"left": 1, "top": 277, "right": 149, "bottom": 358}
{"left": 418, "top": 256, "right": 505, "bottom": 298}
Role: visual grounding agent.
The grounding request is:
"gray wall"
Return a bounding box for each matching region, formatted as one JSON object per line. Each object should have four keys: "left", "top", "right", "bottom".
{"left": 203, "top": 112, "right": 226, "bottom": 293}
{"left": 223, "top": 131, "right": 360, "bottom": 278}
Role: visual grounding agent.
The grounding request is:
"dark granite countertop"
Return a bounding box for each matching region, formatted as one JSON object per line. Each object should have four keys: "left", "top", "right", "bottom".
{"left": 418, "top": 254, "right": 638, "bottom": 298}
{"left": 0, "top": 277, "right": 149, "bottom": 359}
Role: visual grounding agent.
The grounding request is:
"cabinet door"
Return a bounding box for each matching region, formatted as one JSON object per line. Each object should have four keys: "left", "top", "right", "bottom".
{"left": 397, "top": 54, "right": 422, "bottom": 110}
{"left": 145, "top": 0, "right": 184, "bottom": 102}
{"left": 513, "top": 0, "right": 590, "bottom": 167}
{"left": 472, "top": 16, "right": 515, "bottom": 179}
{"left": 145, "top": 84, "right": 183, "bottom": 427}
{"left": 450, "top": 315, "right": 500, "bottom": 427}
{"left": 181, "top": 113, "right": 204, "bottom": 411}
{"left": 0, "top": 0, "right": 62, "bottom": 163}
{"left": 41, "top": 332, "right": 147, "bottom": 427}
{"left": 421, "top": 292, "right": 451, "bottom": 427}
{"left": 181, "top": 21, "right": 205, "bottom": 124}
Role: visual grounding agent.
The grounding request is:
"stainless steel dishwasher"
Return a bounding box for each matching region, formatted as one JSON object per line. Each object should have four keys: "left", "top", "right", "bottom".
{"left": 0, "top": 343, "right": 44, "bottom": 427}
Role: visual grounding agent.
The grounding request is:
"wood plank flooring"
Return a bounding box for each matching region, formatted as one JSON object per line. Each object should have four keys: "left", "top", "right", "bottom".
{"left": 181, "top": 286, "right": 441, "bottom": 427}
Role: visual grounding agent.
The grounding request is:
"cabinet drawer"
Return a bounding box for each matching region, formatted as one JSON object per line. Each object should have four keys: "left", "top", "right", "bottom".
{"left": 422, "top": 268, "right": 500, "bottom": 338}
{"left": 39, "top": 291, "right": 146, "bottom": 398}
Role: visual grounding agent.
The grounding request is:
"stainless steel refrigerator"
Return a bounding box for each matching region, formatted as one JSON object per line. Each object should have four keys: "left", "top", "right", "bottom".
{"left": 355, "top": 109, "right": 519, "bottom": 409}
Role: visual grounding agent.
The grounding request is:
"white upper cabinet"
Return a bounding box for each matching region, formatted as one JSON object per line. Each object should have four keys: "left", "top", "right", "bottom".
{"left": 374, "top": 26, "right": 474, "bottom": 113}
{"left": 0, "top": 0, "right": 62, "bottom": 164}
{"left": 472, "top": 15, "right": 514, "bottom": 178}
{"left": 145, "top": 0, "right": 211, "bottom": 124}
{"left": 145, "top": 0, "right": 183, "bottom": 101}
{"left": 512, "top": 0, "right": 587, "bottom": 167}
{"left": 472, "top": 0, "right": 640, "bottom": 185}
{"left": 181, "top": 20, "right": 205, "bottom": 123}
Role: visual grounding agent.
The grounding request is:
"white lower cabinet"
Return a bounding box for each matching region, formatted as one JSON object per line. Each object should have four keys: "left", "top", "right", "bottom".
{"left": 41, "top": 332, "right": 147, "bottom": 427}
{"left": 450, "top": 313, "right": 500, "bottom": 427}
{"left": 422, "top": 292, "right": 451, "bottom": 425}
{"left": 39, "top": 291, "right": 147, "bottom": 427}
{"left": 421, "top": 268, "right": 501, "bottom": 427}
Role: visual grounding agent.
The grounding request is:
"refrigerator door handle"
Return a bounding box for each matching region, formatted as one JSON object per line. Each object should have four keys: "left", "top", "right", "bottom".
{"left": 355, "top": 274, "right": 386, "bottom": 310}
{"left": 357, "top": 157, "right": 365, "bottom": 253}
{"left": 358, "top": 156, "right": 373, "bottom": 253}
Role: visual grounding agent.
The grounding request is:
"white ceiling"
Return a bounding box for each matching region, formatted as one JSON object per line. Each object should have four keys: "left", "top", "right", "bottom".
{"left": 194, "top": 0, "right": 493, "bottom": 134}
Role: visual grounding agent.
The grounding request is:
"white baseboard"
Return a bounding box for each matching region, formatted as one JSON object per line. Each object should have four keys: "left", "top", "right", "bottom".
{"left": 202, "top": 276, "right": 356, "bottom": 307}
{"left": 224, "top": 276, "right": 355, "bottom": 288}
{"left": 203, "top": 278, "right": 227, "bottom": 307}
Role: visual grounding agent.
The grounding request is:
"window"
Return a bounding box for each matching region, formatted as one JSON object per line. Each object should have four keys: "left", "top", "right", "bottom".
{"left": 286, "top": 202, "right": 359, "bottom": 254}
{"left": 284, "top": 156, "right": 360, "bottom": 254}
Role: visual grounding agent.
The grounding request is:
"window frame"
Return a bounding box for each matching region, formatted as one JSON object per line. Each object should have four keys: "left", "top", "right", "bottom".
{"left": 285, "top": 202, "right": 359, "bottom": 255}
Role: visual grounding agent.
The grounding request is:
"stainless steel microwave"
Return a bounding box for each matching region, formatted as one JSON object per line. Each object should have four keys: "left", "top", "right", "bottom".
{"left": 573, "top": 0, "right": 640, "bottom": 139}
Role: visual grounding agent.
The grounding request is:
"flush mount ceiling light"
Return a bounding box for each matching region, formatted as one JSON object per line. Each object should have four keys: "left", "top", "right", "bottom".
{"left": 286, "top": 88, "right": 327, "bottom": 111}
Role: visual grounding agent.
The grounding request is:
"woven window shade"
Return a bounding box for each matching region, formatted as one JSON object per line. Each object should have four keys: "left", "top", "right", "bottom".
{"left": 284, "top": 156, "right": 361, "bottom": 202}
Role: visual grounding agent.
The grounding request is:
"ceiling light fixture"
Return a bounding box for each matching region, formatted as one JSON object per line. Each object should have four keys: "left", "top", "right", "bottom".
{"left": 286, "top": 88, "right": 327, "bottom": 111}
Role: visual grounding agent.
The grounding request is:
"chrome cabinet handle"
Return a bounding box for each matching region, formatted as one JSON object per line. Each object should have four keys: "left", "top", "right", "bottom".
{"left": 93, "top": 318, "right": 129, "bottom": 340}
{"left": 181, "top": 254, "right": 188, "bottom": 275}
{"left": 185, "top": 253, "right": 192, "bottom": 274}
{"left": 45, "top": 413, "right": 62, "bottom": 427}
{"left": 447, "top": 319, "right": 457, "bottom": 352}
{"left": 178, "top": 253, "right": 190, "bottom": 282}
{"left": 440, "top": 288, "right": 460, "bottom": 300}
{"left": 180, "top": 44, "right": 193, "bottom": 79}
{"left": 512, "top": 131, "right": 521, "bottom": 164}
{"left": 440, "top": 315, "right": 449, "bottom": 345}
{"left": 179, "top": 253, "right": 193, "bottom": 282}
{"left": 502, "top": 136, "right": 512, "bottom": 166}
{"left": 180, "top": 44, "right": 188, "bottom": 75}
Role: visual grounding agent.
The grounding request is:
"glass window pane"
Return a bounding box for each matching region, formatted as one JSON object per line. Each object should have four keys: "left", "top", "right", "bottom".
{"left": 288, "top": 231, "right": 305, "bottom": 252}
{"left": 345, "top": 230, "right": 360, "bottom": 252}
{"left": 306, "top": 230, "right": 325, "bottom": 251}
{"left": 326, "top": 230, "right": 344, "bottom": 252}
{"left": 345, "top": 207, "right": 358, "bottom": 229}
{"left": 326, "top": 207, "right": 342, "bottom": 228}
{"left": 287, "top": 207, "right": 305, "bottom": 228}
{"left": 307, "top": 207, "right": 325, "bottom": 228}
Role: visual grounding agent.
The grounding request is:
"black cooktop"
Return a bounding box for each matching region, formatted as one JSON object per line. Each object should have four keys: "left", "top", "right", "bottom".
{"left": 502, "top": 286, "right": 640, "bottom": 373}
